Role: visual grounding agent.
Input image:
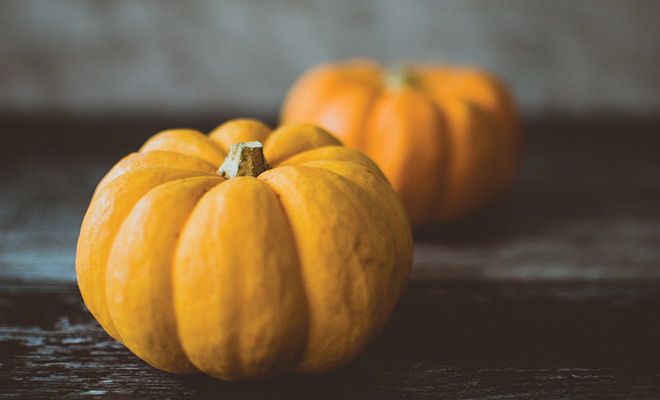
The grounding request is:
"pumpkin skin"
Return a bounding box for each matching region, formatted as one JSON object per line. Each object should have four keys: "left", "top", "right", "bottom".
{"left": 76, "top": 119, "right": 413, "bottom": 381}
{"left": 280, "top": 59, "right": 523, "bottom": 225}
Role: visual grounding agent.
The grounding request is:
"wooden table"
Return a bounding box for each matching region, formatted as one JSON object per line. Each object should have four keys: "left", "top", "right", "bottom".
{"left": 1, "top": 114, "right": 659, "bottom": 398}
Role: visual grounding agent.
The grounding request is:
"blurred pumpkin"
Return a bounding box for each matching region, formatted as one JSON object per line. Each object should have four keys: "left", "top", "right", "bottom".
{"left": 76, "top": 119, "right": 413, "bottom": 381}
{"left": 280, "top": 59, "right": 523, "bottom": 225}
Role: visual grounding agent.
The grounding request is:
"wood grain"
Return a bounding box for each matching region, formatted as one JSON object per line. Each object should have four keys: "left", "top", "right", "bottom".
{"left": 1, "top": 280, "right": 659, "bottom": 398}
{"left": 1, "top": 114, "right": 659, "bottom": 398}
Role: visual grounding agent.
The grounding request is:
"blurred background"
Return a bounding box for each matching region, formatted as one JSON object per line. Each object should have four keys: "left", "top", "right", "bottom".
{"left": 1, "top": 0, "right": 659, "bottom": 122}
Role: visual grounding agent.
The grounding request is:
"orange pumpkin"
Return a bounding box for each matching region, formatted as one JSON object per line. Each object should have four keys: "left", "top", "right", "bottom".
{"left": 76, "top": 119, "right": 413, "bottom": 381}
{"left": 280, "top": 59, "right": 523, "bottom": 225}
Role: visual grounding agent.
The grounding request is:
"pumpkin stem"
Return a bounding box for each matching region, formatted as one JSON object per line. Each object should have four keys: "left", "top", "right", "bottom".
{"left": 218, "top": 141, "right": 270, "bottom": 179}
{"left": 385, "top": 65, "right": 420, "bottom": 90}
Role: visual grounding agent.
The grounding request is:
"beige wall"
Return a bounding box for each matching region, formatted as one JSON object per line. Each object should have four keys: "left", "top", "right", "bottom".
{"left": 1, "top": 0, "right": 658, "bottom": 117}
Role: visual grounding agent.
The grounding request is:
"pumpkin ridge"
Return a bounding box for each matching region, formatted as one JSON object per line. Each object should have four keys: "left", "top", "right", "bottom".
{"left": 96, "top": 166, "right": 218, "bottom": 201}
{"left": 301, "top": 163, "right": 399, "bottom": 270}
{"left": 172, "top": 176, "right": 308, "bottom": 381}
{"left": 251, "top": 174, "right": 312, "bottom": 375}
{"left": 208, "top": 118, "right": 272, "bottom": 153}
{"left": 299, "top": 161, "right": 412, "bottom": 299}
{"left": 410, "top": 81, "right": 457, "bottom": 218}
{"left": 258, "top": 165, "right": 399, "bottom": 374}
{"left": 350, "top": 84, "right": 382, "bottom": 152}
{"left": 362, "top": 89, "right": 449, "bottom": 224}
{"left": 77, "top": 167, "right": 215, "bottom": 342}
{"left": 106, "top": 176, "right": 223, "bottom": 374}
{"left": 263, "top": 123, "right": 343, "bottom": 166}
{"left": 94, "top": 151, "right": 218, "bottom": 200}
{"left": 277, "top": 146, "right": 389, "bottom": 183}
{"left": 315, "top": 75, "right": 382, "bottom": 152}
{"left": 139, "top": 129, "right": 228, "bottom": 167}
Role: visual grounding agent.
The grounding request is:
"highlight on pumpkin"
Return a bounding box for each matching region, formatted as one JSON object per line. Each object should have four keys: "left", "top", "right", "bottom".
{"left": 280, "top": 58, "right": 524, "bottom": 226}
{"left": 76, "top": 118, "right": 413, "bottom": 381}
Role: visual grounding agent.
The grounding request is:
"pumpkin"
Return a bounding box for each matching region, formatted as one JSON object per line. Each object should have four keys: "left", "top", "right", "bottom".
{"left": 280, "top": 59, "right": 523, "bottom": 225}
{"left": 76, "top": 118, "right": 413, "bottom": 381}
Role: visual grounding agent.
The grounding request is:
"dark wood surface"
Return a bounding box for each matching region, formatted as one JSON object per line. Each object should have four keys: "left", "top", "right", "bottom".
{"left": 1, "top": 114, "right": 659, "bottom": 398}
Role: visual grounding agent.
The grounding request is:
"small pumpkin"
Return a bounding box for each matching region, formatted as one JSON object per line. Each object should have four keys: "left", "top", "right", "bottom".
{"left": 76, "top": 118, "right": 413, "bottom": 381}
{"left": 280, "top": 59, "right": 523, "bottom": 225}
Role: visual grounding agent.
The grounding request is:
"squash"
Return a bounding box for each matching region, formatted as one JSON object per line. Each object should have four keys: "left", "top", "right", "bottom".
{"left": 76, "top": 118, "right": 413, "bottom": 381}
{"left": 280, "top": 59, "right": 523, "bottom": 225}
